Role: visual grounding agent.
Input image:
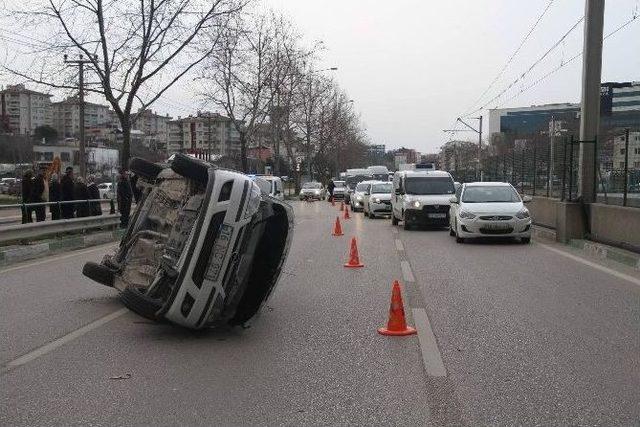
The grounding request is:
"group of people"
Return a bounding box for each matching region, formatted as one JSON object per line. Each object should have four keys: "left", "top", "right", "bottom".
{"left": 21, "top": 167, "right": 103, "bottom": 224}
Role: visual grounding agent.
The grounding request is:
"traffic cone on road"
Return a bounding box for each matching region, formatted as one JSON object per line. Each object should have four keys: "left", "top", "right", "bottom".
{"left": 332, "top": 217, "right": 344, "bottom": 236}
{"left": 344, "top": 237, "right": 364, "bottom": 268}
{"left": 378, "top": 280, "right": 416, "bottom": 336}
{"left": 343, "top": 205, "right": 351, "bottom": 220}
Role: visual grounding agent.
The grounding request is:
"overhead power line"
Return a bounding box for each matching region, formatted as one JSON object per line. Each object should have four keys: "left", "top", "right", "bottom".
{"left": 466, "top": 0, "right": 555, "bottom": 113}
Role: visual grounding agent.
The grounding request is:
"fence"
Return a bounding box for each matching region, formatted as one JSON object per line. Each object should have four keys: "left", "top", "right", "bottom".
{"left": 452, "top": 128, "right": 640, "bottom": 208}
{"left": 0, "top": 199, "right": 116, "bottom": 224}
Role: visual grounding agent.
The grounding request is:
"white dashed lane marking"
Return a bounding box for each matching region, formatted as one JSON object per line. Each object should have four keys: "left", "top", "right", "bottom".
{"left": 412, "top": 308, "right": 447, "bottom": 377}
{"left": 395, "top": 239, "right": 404, "bottom": 252}
{"left": 400, "top": 260, "right": 415, "bottom": 283}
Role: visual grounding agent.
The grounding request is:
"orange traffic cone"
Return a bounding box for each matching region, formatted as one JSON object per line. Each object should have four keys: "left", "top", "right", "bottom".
{"left": 378, "top": 281, "right": 416, "bottom": 336}
{"left": 343, "top": 205, "right": 351, "bottom": 220}
{"left": 332, "top": 217, "right": 344, "bottom": 236}
{"left": 344, "top": 237, "right": 364, "bottom": 268}
{"left": 340, "top": 201, "right": 344, "bottom": 211}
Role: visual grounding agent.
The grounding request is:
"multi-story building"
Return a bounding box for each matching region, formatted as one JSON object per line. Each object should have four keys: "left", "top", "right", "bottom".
{"left": 0, "top": 84, "right": 53, "bottom": 135}
{"left": 612, "top": 131, "right": 640, "bottom": 170}
{"left": 52, "top": 97, "right": 112, "bottom": 140}
{"left": 134, "top": 109, "right": 172, "bottom": 151}
{"left": 167, "top": 112, "right": 241, "bottom": 156}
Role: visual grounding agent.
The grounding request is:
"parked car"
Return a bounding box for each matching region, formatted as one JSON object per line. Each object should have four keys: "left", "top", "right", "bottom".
{"left": 260, "top": 176, "right": 284, "bottom": 200}
{"left": 0, "top": 177, "right": 17, "bottom": 194}
{"left": 364, "top": 181, "right": 393, "bottom": 218}
{"left": 391, "top": 170, "right": 455, "bottom": 230}
{"left": 97, "top": 182, "right": 116, "bottom": 199}
{"left": 299, "top": 181, "right": 325, "bottom": 200}
{"left": 449, "top": 182, "right": 532, "bottom": 244}
{"left": 82, "top": 154, "right": 294, "bottom": 330}
{"left": 350, "top": 180, "right": 377, "bottom": 212}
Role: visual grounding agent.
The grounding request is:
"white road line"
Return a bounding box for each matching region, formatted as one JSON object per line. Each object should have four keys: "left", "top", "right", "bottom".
{"left": 400, "top": 260, "right": 415, "bottom": 283}
{"left": 0, "top": 243, "right": 116, "bottom": 274}
{"left": 395, "top": 239, "right": 404, "bottom": 252}
{"left": 412, "top": 308, "right": 447, "bottom": 377}
{"left": 3, "top": 308, "right": 128, "bottom": 373}
{"left": 537, "top": 242, "right": 640, "bottom": 288}
{"left": 391, "top": 228, "right": 398, "bottom": 234}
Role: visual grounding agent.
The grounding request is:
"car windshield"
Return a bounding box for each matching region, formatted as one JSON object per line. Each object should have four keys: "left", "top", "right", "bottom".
{"left": 346, "top": 175, "right": 370, "bottom": 189}
{"left": 462, "top": 186, "right": 521, "bottom": 203}
{"left": 404, "top": 177, "right": 454, "bottom": 195}
{"left": 356, "top": 183, "right": 369, "bottom": 191}
{"left": 334, "top": 181, "right": 346, "bottom": 187}
{"left": 371, "top": 183, "right": 392, "bottom": 194}
{"left": 302, "top": 182, "right": 321, "bottom": 189}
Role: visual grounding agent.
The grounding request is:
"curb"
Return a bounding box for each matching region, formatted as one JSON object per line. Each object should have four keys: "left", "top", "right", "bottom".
{"left": 568, "top": 239, "right": 640, "bottom": 271}
{"left": 0, "top": 229, "right": 124, "bottom": 267}
{"left": 532, "top": 225, "right": 557, "bottom": 242}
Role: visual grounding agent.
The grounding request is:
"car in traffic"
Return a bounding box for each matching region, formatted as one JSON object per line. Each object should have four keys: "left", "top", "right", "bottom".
{"left": 349, "top": 180, "right": 378, "bottom": 211}
{"left": 364, "top": 181, "right": 393, "bottom": 218}
{"left": 331, "top": 180, "right": 348, "bottom": 200}
{"left": 449, "top": 182, "right": 532, "bottom": 244}
{"left": 0, "top": 177, "right": 17, "bottom": 194}
{"left": 82, "top": 154, "right": 294, "bottom": 330}
{"left": 97, "top": 182, "right": 115, "bottom": 199}
{"left": 299, "top": 181, "right": 325, "bottom": 200}
{"left": 253, "top": 175, "right": 284, "bottom": 200}
{"left": 391, "top": 170, "right": 455, "bottom": 229}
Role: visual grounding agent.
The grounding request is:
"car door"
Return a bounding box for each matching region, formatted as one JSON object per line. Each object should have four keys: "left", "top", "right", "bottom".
{"left": 450, "top": 185, "right": 462, "bottom": 228}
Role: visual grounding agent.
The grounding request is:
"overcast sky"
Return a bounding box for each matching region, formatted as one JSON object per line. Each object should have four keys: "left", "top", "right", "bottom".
{"left": 253, "top": 0, "right": 640, "bottom": 153}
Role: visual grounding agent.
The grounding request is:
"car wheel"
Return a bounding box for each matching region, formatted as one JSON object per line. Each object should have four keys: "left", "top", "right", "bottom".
{"left": 455, "top": 220, "right": 464, "bottom": 243}
{"left": 368, "top": 212, "right": 375, "bottom": 219}
{"left": 449, "top": 226, "right": 455, "bottom": 236}
{"left": 129, "top": 157, "right": 164, "bottom": 182}
{"left": 521, "top": 237, "right": 531, "bottom": 244}
{"left": 392, "top": 213, "right": 399, "bottom": 225}
{"left": 171, "top": 153, "right": 209, "bottom": 185}
{"left": 82, "top": 262, "right": 115, "bottom": 288}
{"left": 120, "top": 285, "right": 163, "bottom": 321}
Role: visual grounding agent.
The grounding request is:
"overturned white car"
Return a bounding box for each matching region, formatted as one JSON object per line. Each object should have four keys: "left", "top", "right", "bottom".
{"left": 83, "top": 154, "right": 294, "bottom": 329}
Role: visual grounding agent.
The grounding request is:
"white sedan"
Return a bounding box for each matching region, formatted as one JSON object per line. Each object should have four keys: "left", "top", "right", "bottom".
{"left": 449, "top": 182, "right": 532, "bottom": 244}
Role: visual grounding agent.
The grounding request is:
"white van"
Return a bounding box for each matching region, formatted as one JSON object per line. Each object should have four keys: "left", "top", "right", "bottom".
{"left": 391, "top": 170, "right": 456, "bottom": 230}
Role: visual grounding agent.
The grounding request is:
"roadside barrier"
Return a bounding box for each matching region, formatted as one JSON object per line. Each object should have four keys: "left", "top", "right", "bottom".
{"left": 344, "top": 237, "right": 364, "bottom": 268}
{"left": 0, "top": 214, "right": 121, "bottom": 245}
{"left": 332, "top": 217, "right": 344, "bottom": 236}
{"left": 378, "top": 280, "right": 416, "bottom": 336}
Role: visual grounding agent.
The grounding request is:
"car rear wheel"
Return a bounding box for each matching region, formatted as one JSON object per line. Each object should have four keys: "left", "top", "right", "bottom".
{"left": 171, "top": 153, "right": 209, "bottom": 185}
{"left": 129, "top": 157, "right": 163, "bottom": 182}
{"left": 82, "top": 262, "right": 115, "bottom": 287}
{"left": 449, "top": 226, "right": 455, "bottom": 236}
{"left": 392, "top": 213, "right": 399, "bottom": 225}
{"left": 120, "top": 285, "right": 164, "bottom": 321}
{"left": 521, "top": 237, "right": 531, "bottom": 244}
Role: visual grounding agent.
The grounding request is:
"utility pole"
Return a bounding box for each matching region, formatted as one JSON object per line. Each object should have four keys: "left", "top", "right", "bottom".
{"left": 207, "top": 114, "right": 212, "bottom": 162}
{"left": 477, "top": 115, "right": 483, "bottom": 181}
{"left": 64, "top": 53, "right": 94, "bottom": 178}
{"left": 577, "top": 0, "right": 605, "bottom": 203}
{"left": 549, "top": 115, "right": 556, "bottom": 192}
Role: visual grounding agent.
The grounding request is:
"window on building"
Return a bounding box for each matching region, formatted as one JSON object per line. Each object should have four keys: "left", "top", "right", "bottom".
{"left": 620, "top": 162, "right": 626, "bottom": 169}
{"left": 634, "top": 161, "right": 640, "bottom": 168}
{"left": 620, "top": 148, "right": 626, "bottom": 155}
{"left": 60, "top": 152, "right": 70, "bottom": 161}
{"left": 635, "top": 148, "right": 640, "bottom": 155}
{"left": 44, "top": 152, "right": 54, "bottom": 161}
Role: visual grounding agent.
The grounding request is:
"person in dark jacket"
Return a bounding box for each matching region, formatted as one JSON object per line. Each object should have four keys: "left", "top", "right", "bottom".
{"left": 130, "top": 174, "right": 142, "bottom": 204}
{"left": 327, "top": 180, "right": 336, "bottom": 201}
{"left": 87, "top": 175, "right": 102, "bottom": 216}
{"left": 49, "top": 173, "right": 61, "bottom": 220}
{"left": 21, "top": 170, "right": 33, "bottom": 224}
{"left": 117, "top": 169, "right": 133, "bottom": 228}
{"left": 60, "top": 167, "right": 75, "bottom": 219}
{"left": 74, "top": 177, "right": 91, "bottom": 218}
{"left": 31, "top": 171, "right": 46, "bottom": 222}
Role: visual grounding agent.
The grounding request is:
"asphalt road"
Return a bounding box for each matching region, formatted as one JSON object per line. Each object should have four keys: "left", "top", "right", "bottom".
{"left": 1, "top": 200, "right": 639, "bottom": 426}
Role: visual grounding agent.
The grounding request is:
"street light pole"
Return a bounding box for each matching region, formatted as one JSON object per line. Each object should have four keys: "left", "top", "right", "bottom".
{"left": 64, "top": 53, "right": 94, "bottom": 178}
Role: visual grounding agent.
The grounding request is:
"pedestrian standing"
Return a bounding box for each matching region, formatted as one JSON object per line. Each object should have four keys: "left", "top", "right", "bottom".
{"left": 21, "top": 170, "right": 33, "bottom": 224}
{"left": 117, "top": 169, "right": 133, "bottom": 228}
{"left": 130, "top": 174, "right": 142, "bottom": 204}
{"left": 60, "top": 167, "right": 75, "bottom": 219}
{"left": 31, "top": 171, "right": 46, "bottom": 222}
{"left": 49, "top": 173, "right": 61, "bottom": 220}
{"left": 74, "top": 176, "right": 91, "bottom": 218}
{"left": 87, "top": 176, "right": 102, "bottom": 216}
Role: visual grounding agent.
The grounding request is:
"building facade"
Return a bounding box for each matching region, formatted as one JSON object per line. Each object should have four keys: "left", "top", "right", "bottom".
{"left": 52, "top": 97, "right": 113, "bottom": 140}
{"left": 134, "top": 109, "right": 172, "bottom": 151}
{"left": 612, "top": 131, "right": 640, "bottom": 170}
{"left": 33, "top": 144, "right": 119, "bottom": 175}
{"left": 167, "top": 112, "right": 241, "bottom": 156}
{"left": 0, "top": 84, "right": 53, "bottom": 135}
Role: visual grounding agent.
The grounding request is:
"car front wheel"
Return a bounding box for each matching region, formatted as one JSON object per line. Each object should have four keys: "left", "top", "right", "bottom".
{"left": 392, "top": 212, "right": 399, "bottom": 225}
{"left": 521, "top": 237, "right": 531, "bottom": 244}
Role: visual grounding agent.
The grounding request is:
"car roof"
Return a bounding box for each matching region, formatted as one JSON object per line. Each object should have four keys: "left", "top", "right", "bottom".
{"left": 463, "top": 182, "right": 512, "bottom": 187}
{"left": 397, "top": 170, "right": 451, "bottom": 177}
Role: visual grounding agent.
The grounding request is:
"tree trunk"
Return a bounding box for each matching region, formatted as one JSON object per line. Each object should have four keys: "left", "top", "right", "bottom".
{"left": 121, "top": 120, "right": 131, "bottom": 169}
{"left": 240, "top": 131, "right": 248, "bottom": 173}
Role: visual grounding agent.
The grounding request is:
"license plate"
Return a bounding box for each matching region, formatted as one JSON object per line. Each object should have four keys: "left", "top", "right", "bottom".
{"left": 205, "top": 224, "right": 233, "bottom": 281}
{"left": 483, "top": 223, "right": 509, "bottom": 230}
{"left": 427, "top": 213, "right": 446, "bottom": 218}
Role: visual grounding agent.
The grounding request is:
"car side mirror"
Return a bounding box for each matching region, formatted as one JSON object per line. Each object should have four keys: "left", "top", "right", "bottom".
{"left": 522, "top": 195, "right": 532, "bottom": 203}
{"left": 449, "top": 196, "right": 458, "bottom": 204}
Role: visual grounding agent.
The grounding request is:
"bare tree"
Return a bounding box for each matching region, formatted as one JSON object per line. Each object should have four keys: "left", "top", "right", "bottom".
{"left": 1, "top": 0, "right": 245, "bottom": 168}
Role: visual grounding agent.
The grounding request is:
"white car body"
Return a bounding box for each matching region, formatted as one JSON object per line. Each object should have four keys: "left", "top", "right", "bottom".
{"left": 350, "top": 180, "right": 378, "bottom": 211}
{"left": 391, "top": 170, "right": 455, "bottom": 229}
{"left": 449, "top": 182, "right": 532, "bottom": 243}
{"left": 256, "top": 176, "right": 284, "bottom": 200}
{"left": 364, "top": 181, "right": 393, "bottom": 218}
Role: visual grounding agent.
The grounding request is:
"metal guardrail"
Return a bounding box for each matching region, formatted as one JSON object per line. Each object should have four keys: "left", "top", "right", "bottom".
{"left": 0, "top": 214, "right": 120, "bottom": 245}
{"left": 0, "top": 198, "right": 114, "bottom": 211}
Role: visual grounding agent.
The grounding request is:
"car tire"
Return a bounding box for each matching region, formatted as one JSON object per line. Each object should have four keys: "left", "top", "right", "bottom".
{"left": 455, "top": 221, "right": 464, "bottom": 243}
{"left": 171, "top": 153, "right": 209, "bottom": 185}
{"left": 82, "top": 262, "right": 115, "bottom": 287}
{"left": 368, "top": 212, "right": 375, "bottom": 219}
{"left": 129, "top": 157, "right": 163, "bottom": 182}
{"left": 392, "top": 213, "right": 399, "bottom": 225}
{"left": 120, "top": 285, "right": 163, "bottom": 321}
{"left": 521, "top": 237, "right": 531, "bottom": 244}
{"left": 449, "top": 226, "right": 455, "bottom": 236}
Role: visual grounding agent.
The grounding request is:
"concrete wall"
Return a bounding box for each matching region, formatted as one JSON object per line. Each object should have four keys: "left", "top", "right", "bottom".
{"left": 529, "top": 197, "right": 558, "bottom": 229}
{"left": 590, "top": 203, "right": 640, "bottom": 248}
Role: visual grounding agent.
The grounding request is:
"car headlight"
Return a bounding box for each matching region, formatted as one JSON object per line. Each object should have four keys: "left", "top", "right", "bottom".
{"left": 356, "top": 195, "right": 363, "bottom": 201}
{"left": 411, "top": 200, "right": 421, "bottom": 208}
{"left": 314, "top": 190, "right": 320, "bottom": 195}
{"left": 373, "top": 197, "right": 381, "bottom": 203}
{"left": 516, "top": 208, "right": 530, "bottom": 219}
{"left": 459, "top": 210, "right": 476, "bottom": 219}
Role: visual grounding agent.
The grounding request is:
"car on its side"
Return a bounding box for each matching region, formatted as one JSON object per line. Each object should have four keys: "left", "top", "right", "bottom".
{"left": 364, "top": 181, "right": 393, "bottom": 219}
{"left": 82, "top": 154, "right": 294, "bottom": 330}
{"left": 449, "top": 182, "right": 532, "bottom": 244}
{"left": 391, "top": 170, "right": 455, "bottom": 230}
{"left": 299, "top": 181, "right": 325, "bottom": 200}
{"left": 350, "top": 180, "right": 378, "bottom": 212}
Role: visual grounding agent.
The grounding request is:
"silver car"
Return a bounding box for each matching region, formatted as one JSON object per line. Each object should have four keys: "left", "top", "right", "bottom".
{"left": 350, "top": 180, "right": 378, "bottom": 212}
{"left": 364, "top": 181, "right": 393, "bottom": 219}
